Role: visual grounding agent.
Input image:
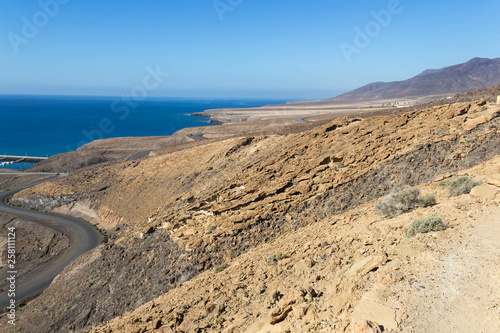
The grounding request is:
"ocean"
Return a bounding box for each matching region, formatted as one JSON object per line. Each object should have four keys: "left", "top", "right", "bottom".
{"left": 0, "top": 95, "right": 291, "bottom": 170}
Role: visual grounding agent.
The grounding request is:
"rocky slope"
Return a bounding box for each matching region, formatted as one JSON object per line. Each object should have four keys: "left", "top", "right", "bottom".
{"left": 407, "top": 84, "right": 500, "bottom": 112}
{"left": 4, "top": 97, "right": 500, "bottom": 332}
{"left": 87, "top": 157, "right": 500, "bottom": 333}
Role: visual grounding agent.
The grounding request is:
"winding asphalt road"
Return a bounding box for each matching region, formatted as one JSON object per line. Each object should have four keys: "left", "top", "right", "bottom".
{"left": 0, "top": 178, "right": 101, "bottom": 308}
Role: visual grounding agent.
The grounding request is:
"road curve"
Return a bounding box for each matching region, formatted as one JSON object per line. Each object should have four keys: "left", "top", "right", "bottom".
{"left": 0, "top": 178, "right": 101, "bottom": 308}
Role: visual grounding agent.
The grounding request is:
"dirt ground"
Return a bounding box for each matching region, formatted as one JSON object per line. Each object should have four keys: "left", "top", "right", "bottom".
{"left": 395, "top": 197, "right": 500, "bottom": 332}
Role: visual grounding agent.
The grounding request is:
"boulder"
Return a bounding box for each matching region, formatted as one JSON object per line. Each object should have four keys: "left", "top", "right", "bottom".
{"left": 347, "top": 255, "right": 387, "bottom": 277}
{"left": 470, "top": 184, "right": 500, "bottom": 201}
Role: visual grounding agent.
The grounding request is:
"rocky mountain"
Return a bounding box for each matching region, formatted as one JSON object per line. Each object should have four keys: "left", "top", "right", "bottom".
{"left": 4, "top": 87, "right": 500, "bottom": 332}
{"left": 316, "top": 57, "right": 500, "bottom": 103}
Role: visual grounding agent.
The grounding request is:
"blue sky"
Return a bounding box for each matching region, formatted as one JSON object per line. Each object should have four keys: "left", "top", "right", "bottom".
{"left": 0, "top": 0, "right": 499, "bottom": 99}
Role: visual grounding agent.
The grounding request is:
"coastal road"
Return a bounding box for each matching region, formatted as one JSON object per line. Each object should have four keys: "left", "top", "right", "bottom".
{"left": 0, "top": 178, "right": 101, "bottom": 308}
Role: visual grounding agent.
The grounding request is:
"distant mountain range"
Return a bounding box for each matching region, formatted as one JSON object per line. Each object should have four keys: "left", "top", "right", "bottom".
{"left": 319, "top": 57, "right": 500, "bottom": 103}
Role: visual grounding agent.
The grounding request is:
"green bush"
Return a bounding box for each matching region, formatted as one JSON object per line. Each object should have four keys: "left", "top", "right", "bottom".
{"left": 93, "top": 225, "right": 109, "bottom": 244}
{"left": 437, "top": 176, "right": 482, "bottom": 197}
{"left": 215, "top": 263, "right": 229, "bottom": 273}
{"left": 407, "top": 216, "right": 447, "bottom": 237}
{"left": 418, "top": 194, "right": 436, "bottom": 207}
{"left": 266, "top": 252, "right": 285, "bottom": 266}
{"left": 375, "top": 188, "right": 421, "bottom": 217}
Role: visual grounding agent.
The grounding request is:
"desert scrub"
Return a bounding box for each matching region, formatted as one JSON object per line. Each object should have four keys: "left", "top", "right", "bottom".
{"left": 215, "top": 263, "right": 229, "bottom": 273}
{"left": 418, "top": 194, "right": 437, "bottom": 207}
{"left": 93, "top": 224, "right": 109, "bottom": 243}
{"left": 375, "top": 188, "right": 438, "bottom": 217}
{"left": 375, "top": 188, "right": 421, "bottom": 217}
{"left": 266, "top": 252, "right": 286, "bottom": 266}
{"left": 437, "top": 175, "right": 482, "bottom": 197}
{"left": 407, "top": 216, "right": 447, "bottom": 237}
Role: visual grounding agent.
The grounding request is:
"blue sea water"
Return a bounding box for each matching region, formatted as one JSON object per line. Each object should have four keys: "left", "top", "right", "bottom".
{"left": 0, "top": 95, "right": 291, "bottom": 169}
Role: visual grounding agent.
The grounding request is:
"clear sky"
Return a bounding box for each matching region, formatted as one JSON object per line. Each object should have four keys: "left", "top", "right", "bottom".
{"left": 0, "top": 0, "right": 499, "bottom": 99}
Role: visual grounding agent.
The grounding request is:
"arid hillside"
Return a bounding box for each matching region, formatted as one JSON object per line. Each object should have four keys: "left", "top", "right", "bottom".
{"left": 4, "top": 97, "right": 500, "bottom": 332}
{"left": 88, "top": 156, "right": 500, "bottom": 333}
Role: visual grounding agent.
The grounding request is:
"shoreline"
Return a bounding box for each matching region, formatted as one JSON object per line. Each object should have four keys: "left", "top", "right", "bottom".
{"left": 1, "top": 97, "right": 291, "bottom": 166}
{"left": 26, "top": 110, "right": 349, "bottom": 173}
{"left": 26, "top": 98, "right": 418, "bottom": 174}
{"left": 19, "top": 93, "right": 454, "bottom": 173}
{"left": 3, "top": 95, "right": 434, "bottom": 169}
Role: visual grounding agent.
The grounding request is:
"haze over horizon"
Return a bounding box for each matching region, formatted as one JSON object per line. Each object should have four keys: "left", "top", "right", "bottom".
{"left": 1, "top": 0, "right": 499, "bottom": 99}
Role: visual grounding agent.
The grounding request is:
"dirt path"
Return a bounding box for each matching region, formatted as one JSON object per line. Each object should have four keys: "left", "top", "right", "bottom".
{"left": 399, "top": 204, "right": 500, "bottom": 332}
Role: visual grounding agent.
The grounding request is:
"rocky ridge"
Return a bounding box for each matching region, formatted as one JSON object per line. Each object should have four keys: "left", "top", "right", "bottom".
{"left": 319, "top": 57, "right": 500, "bottom": 103}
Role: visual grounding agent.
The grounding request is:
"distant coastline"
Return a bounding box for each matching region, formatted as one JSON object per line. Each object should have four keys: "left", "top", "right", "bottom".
{"left": 0, "top": 96, "right": 291, "bottom": 169}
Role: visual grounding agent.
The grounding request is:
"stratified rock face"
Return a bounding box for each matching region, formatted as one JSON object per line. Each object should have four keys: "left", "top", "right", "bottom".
{"left": 9, "top": 100, "right": 500, "bottom": 332}
{"left": 86, "top": 157, "right": 500, "bottom": 333}
{"left": 11, "top": 194, "right": 84, "bottom": 211}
